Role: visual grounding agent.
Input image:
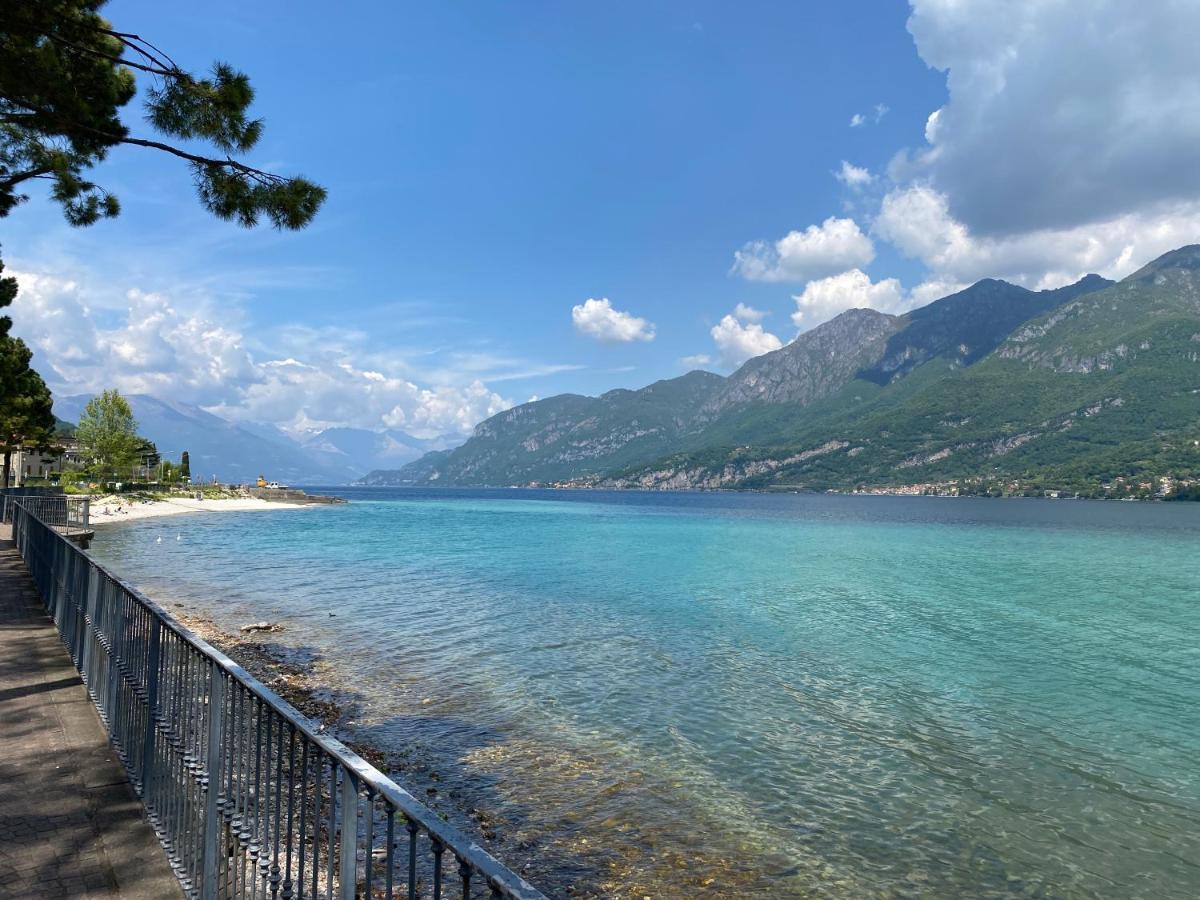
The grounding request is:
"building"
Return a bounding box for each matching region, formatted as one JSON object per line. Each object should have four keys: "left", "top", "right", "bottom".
{"left": 7, "top": 439, "right": 81, "bottom": 486}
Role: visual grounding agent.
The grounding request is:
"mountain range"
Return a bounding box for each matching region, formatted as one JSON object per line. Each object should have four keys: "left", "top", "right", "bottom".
{"left": 51, "top": 394, "right": 460, "bottom": 484}
{"left": 363, "top": 245, "right": 1200, "bottom": 495}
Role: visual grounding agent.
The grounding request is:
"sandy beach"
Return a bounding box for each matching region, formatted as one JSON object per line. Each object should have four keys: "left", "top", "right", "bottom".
{"left": 88, "top": 495, "right": 312, "bottom": 524}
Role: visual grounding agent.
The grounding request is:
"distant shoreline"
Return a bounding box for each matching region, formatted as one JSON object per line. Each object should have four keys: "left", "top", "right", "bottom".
{"left": 348, "top": 482, "right": 1198, "bottom": 501}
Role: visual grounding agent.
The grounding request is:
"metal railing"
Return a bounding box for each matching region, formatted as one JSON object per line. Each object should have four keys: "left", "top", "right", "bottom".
{"left": 0, "top": 486, "right": 68, "bottom": 524}
{"left": 11, "top": 500, "right": 547, "bottom": 900}
{"left": 2, "top": 493, "right": 90, "bottom": 531}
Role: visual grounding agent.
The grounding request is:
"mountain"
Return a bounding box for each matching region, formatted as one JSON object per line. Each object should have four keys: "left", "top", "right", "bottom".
{"left": 707, "top": 307, "right": 902, "bottom": 411}
{"left": 859, "top": 274, "right": 1113, "bottom": 384}
{"left": 368, "top": 248, "right": 1200, "bottom": 494}
{"left": 51, "top": 395, "right": 355, "bottom": 485}
{"left": 359, "top": 370, "right": 725, "bottom": 486}
{"left": 301, "top": 427, "right": 460, "bottom": 477}
{"left": 607, "top": 248, "right": 1198, "bottom": 493}
{"left": 359, "top": 448, "right": 452, "bottom": 486}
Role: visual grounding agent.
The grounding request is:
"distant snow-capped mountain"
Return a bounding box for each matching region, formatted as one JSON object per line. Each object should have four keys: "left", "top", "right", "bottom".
{"left": 51, "top": 394, "right": 462, "bottom": 484}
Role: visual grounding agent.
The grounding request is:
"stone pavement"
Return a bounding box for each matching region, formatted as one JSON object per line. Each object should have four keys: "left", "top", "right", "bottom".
{"left": 0, "top": 524, "right": 182, "bottom": 899}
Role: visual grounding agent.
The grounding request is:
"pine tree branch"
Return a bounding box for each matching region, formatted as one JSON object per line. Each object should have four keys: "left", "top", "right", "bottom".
{"left": 43, "top": 32, "right": 185, "bottom": 79}
{"left": 94, "top": 27, "right": 182, "bottom": 74}
{"left": 0, "top": 91, "right": 286, "bottom": 185}
{"left": 117, "top": 135, "right": 284, "bottom": 184}
{"left": 0, "top": 166, "right": 56, "bottom": 190}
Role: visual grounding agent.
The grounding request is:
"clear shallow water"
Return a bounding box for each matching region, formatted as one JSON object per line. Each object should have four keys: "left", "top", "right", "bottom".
{"left": 91, "top": 490, "right": 1200, "bottom": 897}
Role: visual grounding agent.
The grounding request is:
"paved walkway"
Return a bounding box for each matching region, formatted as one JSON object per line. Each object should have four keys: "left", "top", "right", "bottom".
{"left": 0, "top": 525, "right": 182, "bottom": 899}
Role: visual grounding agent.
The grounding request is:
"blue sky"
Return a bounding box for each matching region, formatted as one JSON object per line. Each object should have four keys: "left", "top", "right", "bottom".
{"left": 9, "top": 1, "right": 1200, "bottom": 436}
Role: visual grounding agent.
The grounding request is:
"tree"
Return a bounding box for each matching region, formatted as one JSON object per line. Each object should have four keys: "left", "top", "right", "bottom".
{"left": 180, "top": 449, "right": 190, "bottom": 480}
{"left": 76, "top": 389, "right": 140, "bottom": 476}
{"left": 136, "top": 438, "right": 159, "bottom": 477}
{"left": 0, "top": 251, "right": 14, "bottom": 338}
{"left": 0, "top": 336, "right": 57, "bottom": 487}
{"left": 0, "top": 252, "right": 56, "bottom": 486}
{"left": 1, "top": 1, "right": 325, "bottom": 229}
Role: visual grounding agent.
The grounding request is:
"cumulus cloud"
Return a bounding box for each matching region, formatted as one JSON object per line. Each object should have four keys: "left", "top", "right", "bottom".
{"left": 791, "top": 269, "right": 909, "bottom": 329}
{"left": 733, "top": 302, "right": 767, "bottom": 323}
{"left": 908, "top": 276, "right": 969, "bottom": 307}
{"left": 902, "top": 0, "right": 1200, "bottom": 236}
{"left": 710, "top": 307, "right": 782, "bottom": 367}
{"left": 571, "top": 297, "right": 656, "bottom": 343}
{"left": 732, "top": 216, "right": 875, "bottom": 282}
{"left": 874, "top": 183, "right": 1200, "bottom": 289}
{"left": 11, "top": 270, "right": 512, "bottom": 437}
{"left": 835, "top": 161, "right": 874, "bottom": 189}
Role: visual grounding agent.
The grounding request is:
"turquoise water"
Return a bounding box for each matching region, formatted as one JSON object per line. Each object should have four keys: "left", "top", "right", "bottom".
{"left": 91, "top": 490, "right": 1200, "bottom": 897}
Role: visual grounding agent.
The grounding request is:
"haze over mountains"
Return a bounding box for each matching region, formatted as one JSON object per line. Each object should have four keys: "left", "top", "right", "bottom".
{"left": 51, "top": 394, "right": 461, "bottom": 484}
{"left": 364, "top": 245, "right": 1200, "bottom": 494}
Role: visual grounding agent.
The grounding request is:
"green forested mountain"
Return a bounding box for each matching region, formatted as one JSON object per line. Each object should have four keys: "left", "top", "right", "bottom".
{"left": 362, "top": 370, "right": 724, "bottom": 486}
{"left": 362, "top": 246, "right": 1200, "bottom": 495}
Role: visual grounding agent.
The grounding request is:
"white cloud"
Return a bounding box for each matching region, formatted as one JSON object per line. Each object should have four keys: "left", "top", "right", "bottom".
{"left": 756, "top": 4, "right": 1200, "bottom": 300}
{"left": 733, "top": 302, "right": 767, "bottom": 323}
{"left": 903, "top": 0, "right": 1200, "bottom": 235}
{"left": 791, "top": 269, "right": 909, "bottom": 329}
{"left": 710, "top": 310, "right": 783, "bottom": 367}
{"left": 874, "top": 183, "right": 1200, "bottom": 289}
{"left": 835, "top": 161, "right": 874, "bottom": 189}
{"left": 10, "top": 269, "right": 513, "bottom": 438}
{"left": 849, "top": 104, "right": 888, "bottom": 128}
{"left": 681, "top": 353, "right": 713, "bottom": 368}
{"left": 874, "top": 185, "right": 971, "bottom": 273}
{"left": 732, "top": 216, "right": 875, "bottom": 283}
{"left": 908, "top": 276, "right": 969, "bottom": 307}
{"left": 571, "top": 297, "right": 656, "bottom": 343}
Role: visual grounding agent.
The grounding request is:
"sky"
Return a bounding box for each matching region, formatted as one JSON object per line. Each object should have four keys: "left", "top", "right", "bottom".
{"left": 8, "top": 0, "right": 1200, "bottom": 439}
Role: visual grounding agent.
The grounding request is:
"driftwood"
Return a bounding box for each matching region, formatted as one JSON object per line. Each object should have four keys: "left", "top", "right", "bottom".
{"left": 239, "top": 621, "right": 284, "bottom": 634}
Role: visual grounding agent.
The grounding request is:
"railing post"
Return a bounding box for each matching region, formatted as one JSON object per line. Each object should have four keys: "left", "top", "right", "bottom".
{"left": 50, "top": 536, "right": 63, "bottom": 614}
{"left": 81, "top": 496, "right": 90, "bottom": 528}
{"left": 104, "top": 579, "right": 121, "bottom": 724}
{"left": 141, "top": 617, "right": 161, "bottom": 798}
{"left": 339, "top": 770, "right": 358, "bottom": 900}
{"left": 201, "top": 666, "right": 226, "bottom": 900}
{"left": 79, "top": 566, "right": 99, "bottom": 683}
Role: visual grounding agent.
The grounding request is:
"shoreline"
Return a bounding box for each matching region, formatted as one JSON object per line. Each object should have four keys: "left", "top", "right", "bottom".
{"left": 350, "top": 483, "right": 1198, "bottom": 503}
{"left": 164, "top": 610, "right": 552, "bottom": 889}
{"left": 86, "top": 495, "right": 321, "bottom": 525}
{"left": 157, "top": 608, "right": 766, "bottom": 898}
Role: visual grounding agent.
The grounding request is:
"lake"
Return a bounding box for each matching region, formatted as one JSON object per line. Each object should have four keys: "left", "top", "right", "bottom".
{"left": 89, "top": 489, "right": 1200, "bottom": 898}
